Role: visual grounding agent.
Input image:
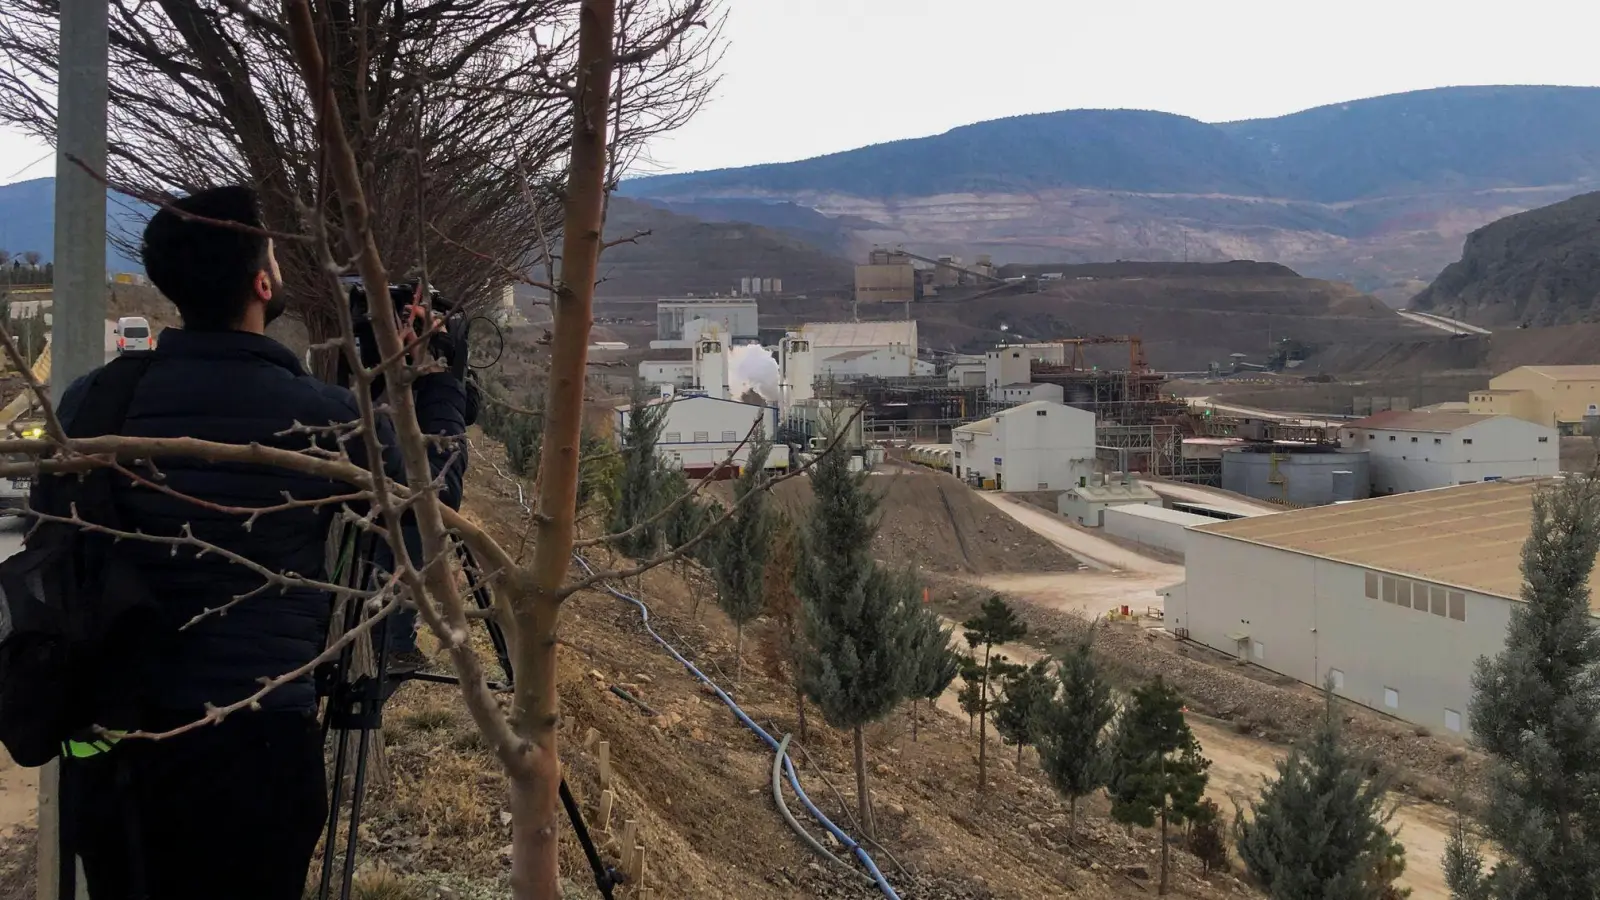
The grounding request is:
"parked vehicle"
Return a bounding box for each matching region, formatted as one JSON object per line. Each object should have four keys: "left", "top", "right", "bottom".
{"left": 115, "top": 316, "right": 153, "bottom": 353}
{"left": 0, "top": 420, "right": 43, "bottom": 515}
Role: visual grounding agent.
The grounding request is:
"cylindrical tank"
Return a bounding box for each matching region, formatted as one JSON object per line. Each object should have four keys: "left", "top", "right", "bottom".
{"left": 1221, "top": 445, "right": 1370, "bottom": 507}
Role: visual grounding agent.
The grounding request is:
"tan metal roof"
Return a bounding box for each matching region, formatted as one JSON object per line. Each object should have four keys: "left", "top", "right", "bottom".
{"left": 953, "top": 416, "right": 996, "bottom": 436}
{"left": 1350, "top": 410, "right": 1495, "bottom": 432}
{"left": 803, "top": 321, "right": 917, "bottom": 349}
{"left": 1515, "top": 365, "right": 1600, "bottom": 381}
{"left": 1193, "top": 479, "right": 1584, "bottom": 605}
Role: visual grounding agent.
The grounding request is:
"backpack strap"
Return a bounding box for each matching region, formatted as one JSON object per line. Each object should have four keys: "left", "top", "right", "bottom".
{"left": 65, "top": 353, "right": 155, "bottom": 440}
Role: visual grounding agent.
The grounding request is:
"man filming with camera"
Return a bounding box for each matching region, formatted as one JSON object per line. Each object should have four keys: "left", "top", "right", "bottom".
{"left": 37, "top": 185, "right": 469, "bottom": 899}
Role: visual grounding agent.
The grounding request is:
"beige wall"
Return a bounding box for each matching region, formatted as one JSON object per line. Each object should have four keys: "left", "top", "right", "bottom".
{"left": 1485, "top": 369, "right": 1600, "bottom": 430}
{"left": 1469, "top": 389, "right": 1541, "bottom": 424}
{"left": 1171, "top": 531, "right": 1517, "bottom": 736}
{"left": 854, "top": 264, "right": 915, "bottom": 302}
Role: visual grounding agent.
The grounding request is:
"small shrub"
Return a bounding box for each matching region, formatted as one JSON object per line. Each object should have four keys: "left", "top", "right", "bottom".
{"left": 350, "top": 867, "right": 427, "bottom": 900}
{"left": 1188, "top": 799, "right": 1229, "bottom": 874}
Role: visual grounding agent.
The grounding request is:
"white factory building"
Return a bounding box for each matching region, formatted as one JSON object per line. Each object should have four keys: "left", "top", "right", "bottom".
{"left": 951, "top": 400, "right": 1095, "bottom": 491}
{"left": 984, "top": 343, "right": 1067, "bottom": 394}
{"left": 615, "top": 394, "right": 779, "bottom": 478}
{"left": 1339, "top": 410, "right": 1558, "bottom": 496}
{"left": 1058, "top": 477, "right": 1162, "bottom": 526}
{"left": 652, "top": 298, "right": 760, "bottom": 349}
{"left": 804, "top": 321, "right": 932, "bottom": 379}
{"left": 1165, "top": 479, "right": 1576, "bottom": 736}
{"left": 994, "top": 382, "right": 1065, "bottom": 405}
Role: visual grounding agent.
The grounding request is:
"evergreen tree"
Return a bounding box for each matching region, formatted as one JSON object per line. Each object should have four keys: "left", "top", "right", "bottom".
{"left": 1037, "top": 637, "right": 1117, "bottom": 832}
{"left": 962, "top": 594, "right": 1028, "bottom": 791}
{"left": 956, "top": 660, "right": 984, "bottom": 736}
{"left": 610, "top": 391, "right": 673, "bottom": 560}
{"left": 1235, "top": 690, "right": 1409, "bottom": 900}
{"left": 760, "top": 513, "right": 809, "bottom": 740}
{"left": 993, "top": 659, "right": 1053, "bottom": 767}
{"left": 798, "top": 425, "right": 912, "bottom": 835}
{"left": 1445, "top": 475, "right": 1600, "bottom": 900}
{"left": 901, "top": 591, "right": 960, "bottom": 742}
{"left": 1107, "top": 677, "right": 1211, "bottom": 896}
{"left": 710, "top": 429, "right": 774, "bottom": 686}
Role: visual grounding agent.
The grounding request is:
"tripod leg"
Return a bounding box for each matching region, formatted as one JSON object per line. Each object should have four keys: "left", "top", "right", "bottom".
{"left": 338, "top": 723, "right": 374, "bottom": 900}
{"left": 318, "top": 724, "right": 353, "bottom": 900}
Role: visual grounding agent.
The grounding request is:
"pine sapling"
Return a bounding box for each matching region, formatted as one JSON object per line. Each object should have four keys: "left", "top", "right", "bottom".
{"left": 993, "top": 658, "right": 1053, "bottom": 767}
{"left": 1037, "top": 636, "right": 1116, "bottom": 833}
{"left": 1108, "top": 677, "right": 1210, "bottom": 896}
{"left": 711, "top": 429, "right": 773, "bottom": 686}
{"left": 902, "top": 592, "right": 959, "bottom": 742}
{"left": 962, "top": 594, "right": 1027, "bottom": 791}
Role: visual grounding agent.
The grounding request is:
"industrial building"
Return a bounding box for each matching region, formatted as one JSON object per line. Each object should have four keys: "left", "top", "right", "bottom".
{"left": 1166, "top": 478, "right": 1579, "bottom": 735}
{"left": 855, "top": 248, "right": 917, "bottom": 303}
{"left": 1058, "top": 477, "right": 1161, "bottom": 526}
{"left": 803, "top": 321, "right": 927, "bottom": 379}
{"left": 994, "top": 382, "right": 1065, "bottom": 405}
{"left": 952, "top": 400, "right": 1095, "bottom": 491}
{"left": 1221, "top": 443, "right": 1369, "bottom": 507}
{"left": 1340, "top": 411, "right": 1558, "bottom": 495}
{"left": 615, "top": 394, "right": 779, "bottom": 478}
{"left": 652, "top": 298, "right": 759, "bottom": 349}
{"left": 1102, "top": 504, "right": 1214, "bottom": 558}
{"left": 1470, "top": 365, "right": 1600, "bottom": 433}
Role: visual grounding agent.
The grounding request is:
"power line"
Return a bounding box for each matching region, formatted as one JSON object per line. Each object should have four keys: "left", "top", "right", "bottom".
{"left": 1, "top": 149, "right": 53, "bottom": 185}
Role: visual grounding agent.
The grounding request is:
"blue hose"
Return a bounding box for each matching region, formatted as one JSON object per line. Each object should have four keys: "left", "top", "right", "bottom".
{"left": 573, "top": 555, "right": 902, "bottom": 900}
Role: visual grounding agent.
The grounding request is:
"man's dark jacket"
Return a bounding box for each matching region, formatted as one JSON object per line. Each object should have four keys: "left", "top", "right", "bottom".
{"left": 53, "top": 329, "right": 467, "bottom": 714}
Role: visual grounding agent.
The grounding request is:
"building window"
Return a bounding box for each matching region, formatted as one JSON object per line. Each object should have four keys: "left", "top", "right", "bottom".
{"left": 1449, "top": 592, "right": 1466, "bottom": 621}
{"left": 1329, "top": 668, "right": 1345, "bottom": 690}
{"left": 1431, "top": 585, "right": 1448, "bottom": 617}
{"left": 1368, "top": 434, "right": 1375, "bottom": 439}
{"left": 1539, "top": 436, "right": 1550, "bottom": 443}
{"left": 693, "top": 431, "right": 709, "bottom": 442}
{"left": 1037, "top": 482, "right": 1049, "bottom": 490}
{"left": 954, "top": 451, "right": 962, "bottom": 459}
{"left": 1444, "top": 709, "right": 1462, "bottom": 733}
{"left": 1463, "top": 438, "right": 1474, "bottom": 445}
{"left": 1384, "top": 687, "right": 1400, "bottom": 710}
{"left": 1388, "top": 435, "right": 1396, "bottom": 441}
{"left": 1036, "top": 409, "right": 1047, "bottom": 417}
{"left": 721, "top": 430, "right": 737, "bottom": 442}
{"left": 1396, "top": 579, "right": 1413, "bottom": 609}
{"left": 1434, "top": 438, "right": 1442, "bottom": 445}
{"left": 665, "top": 432, "right": 681, "bottom": 443}
{"left": 1410, "top": 436, "right": 1418, "bottom": 443}
{"left": 1382, "top": 577, "right": 1397, "bottom": 604}
{"left": 1364, "top": 572, "right": 1379, "bottom": 600}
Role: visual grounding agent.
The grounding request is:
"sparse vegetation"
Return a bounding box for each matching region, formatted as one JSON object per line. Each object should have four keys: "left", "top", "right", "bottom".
{"left": 709, "top": 426, "right": 773, "bottom": 685}
{"left": 993, "top": 658, "right": 1052, "bottom": 767}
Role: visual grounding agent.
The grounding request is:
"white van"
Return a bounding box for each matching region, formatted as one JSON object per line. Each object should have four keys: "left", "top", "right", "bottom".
{"left": 116, "top": 316, "right": 153, "bottom": 353}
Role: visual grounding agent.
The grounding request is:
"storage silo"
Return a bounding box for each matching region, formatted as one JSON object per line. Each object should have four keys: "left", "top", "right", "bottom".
{"left": 1221, "top": 444, "right": 1371, "bottom": 507}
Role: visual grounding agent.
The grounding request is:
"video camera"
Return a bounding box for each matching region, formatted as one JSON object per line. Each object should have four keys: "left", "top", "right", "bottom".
{"left": 341, "top": 280, "right": 471, "bottom": 388}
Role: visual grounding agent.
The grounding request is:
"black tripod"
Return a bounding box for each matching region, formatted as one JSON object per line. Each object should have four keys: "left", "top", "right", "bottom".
{"left": 313, "top": 540, "right": 621, "bottom": 900}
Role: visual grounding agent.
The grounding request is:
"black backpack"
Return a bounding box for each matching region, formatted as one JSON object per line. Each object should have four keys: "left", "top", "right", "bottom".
{"left": 0, "top": 354, "right": 161, "bottom": 767}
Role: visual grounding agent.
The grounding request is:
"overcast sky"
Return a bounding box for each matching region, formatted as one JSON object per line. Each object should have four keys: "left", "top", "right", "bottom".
{"left": 4, "top": 0, "right": 1600, "bottom": 185}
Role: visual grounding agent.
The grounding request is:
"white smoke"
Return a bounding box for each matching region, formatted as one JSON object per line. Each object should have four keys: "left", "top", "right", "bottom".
{"left": 729, "top": 343, "right": 781, "bottom": 404}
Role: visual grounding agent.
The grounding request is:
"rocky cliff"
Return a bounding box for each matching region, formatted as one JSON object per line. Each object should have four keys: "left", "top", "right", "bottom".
{"left": 1411, "top": 191, "right": 1600, "bottom": 326}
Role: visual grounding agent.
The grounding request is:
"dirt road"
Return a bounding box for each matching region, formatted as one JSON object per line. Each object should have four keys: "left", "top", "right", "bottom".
{"left": 980, "top": 572, "right": 1175, "bottom": 621}
{"left": 977, "top": 493, "right": 1183, "bottom": 577}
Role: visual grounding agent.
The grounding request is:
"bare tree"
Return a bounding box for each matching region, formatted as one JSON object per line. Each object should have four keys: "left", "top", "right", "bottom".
{"left": 0, "top": 2, "right": 738, "bottom": 897}
{"left": 0, "top": 0, "right": 720, "bottom": 374}
{"left": 19, "top": 251, "right": 42, "bottom": 267}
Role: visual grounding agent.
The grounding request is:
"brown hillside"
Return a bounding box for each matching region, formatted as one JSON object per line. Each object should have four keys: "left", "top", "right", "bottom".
{"left": 714, "top": 465, "right": 1079, "bottom": 576}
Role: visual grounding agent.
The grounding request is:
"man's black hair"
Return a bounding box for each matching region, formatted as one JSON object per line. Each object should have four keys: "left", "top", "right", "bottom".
{"left": 140, "top": 185, "right": 271, "bottom": 332}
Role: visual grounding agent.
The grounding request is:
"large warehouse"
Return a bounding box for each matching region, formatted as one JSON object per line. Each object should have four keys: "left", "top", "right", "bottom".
{"left": 1165, "top": 478, "right": 1577, "bottom": 736}
{"left": 1470, "top": 365, "right": 1600, "bottom": 433}
{"left": 952, "top": 400, "right": 1095, "bottom": 491}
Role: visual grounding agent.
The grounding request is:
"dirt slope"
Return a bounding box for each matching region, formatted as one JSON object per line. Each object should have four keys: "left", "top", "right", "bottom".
{"left": 728, "top": 465, "right": 1079, "bottom": 576}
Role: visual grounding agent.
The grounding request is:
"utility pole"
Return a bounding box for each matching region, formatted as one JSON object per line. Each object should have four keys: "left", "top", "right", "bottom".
{"left": 40, "top": 3, "right": 109, "bottom": 899}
